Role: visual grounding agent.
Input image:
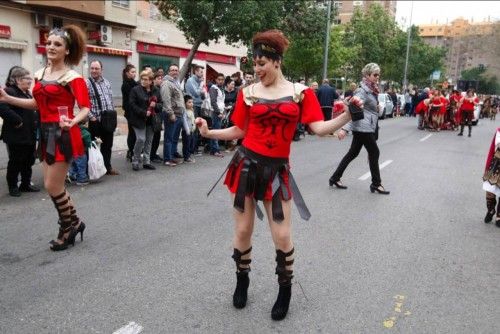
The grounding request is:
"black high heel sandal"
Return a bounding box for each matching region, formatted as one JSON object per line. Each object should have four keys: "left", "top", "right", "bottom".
{"left": 370, "top": 184, "right": 390, "bottom": 195}
{"left": 69, "top": 221, "right": 86, "bottom": 244}
{"left": 49, "top": 225, "right": 77, "bottom": 251}
{"left": 329, "top": 178, "right": 347, "bottom": 189}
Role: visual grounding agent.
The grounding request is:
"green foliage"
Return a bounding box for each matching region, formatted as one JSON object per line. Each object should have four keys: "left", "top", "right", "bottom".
{"left": 150, "top": 0, "right": 300, "bottom": 80}
{"left": 461, "top": 66, "right": 500, "bottom": 94}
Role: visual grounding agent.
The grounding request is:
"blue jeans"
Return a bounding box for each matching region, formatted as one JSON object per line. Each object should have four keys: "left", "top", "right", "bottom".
{"left": 182, "top": 131, "right": 195, "bottom": 160}
{"left": 69, "top": 154, "right": 88, "bottom": 183}
{"left": 163, "top": 115, "right": 183, "bottom": 162}
{"left": 210, "top": 114, "right": 222, "bottom": 154}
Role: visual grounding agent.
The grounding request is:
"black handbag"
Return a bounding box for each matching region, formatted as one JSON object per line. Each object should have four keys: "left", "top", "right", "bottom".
{"left": 151, "top": 112, "right": 163, "bottom": 132}
{"left": 89, "top": 79, "right": 117, "bottom": 133}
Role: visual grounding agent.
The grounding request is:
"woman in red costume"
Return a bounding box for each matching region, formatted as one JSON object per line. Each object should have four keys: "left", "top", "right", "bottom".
{"left": 195, "top": 30, "right": 362, "bottom": 321}
{"left": 482, "top": 127, "right": 500, "bottom": 227}
{"left": 0, "top": 25, "right": 89, "bottom": 251}
{"left": 429, "top": 90, "right": 444, "bottom": 131}
{"left": 457, "top": 88, "right": 479, "bottom": 137}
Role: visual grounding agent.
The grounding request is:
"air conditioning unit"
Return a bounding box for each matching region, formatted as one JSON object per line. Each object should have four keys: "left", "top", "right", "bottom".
{"left": 100, "top": 25, "right": 112, "bottom": 45}
{"left": 34, "top": 13, "right": 49, "bottom": 28}
{"left": 353, "top": 1, "right": 363, "bottom": 6}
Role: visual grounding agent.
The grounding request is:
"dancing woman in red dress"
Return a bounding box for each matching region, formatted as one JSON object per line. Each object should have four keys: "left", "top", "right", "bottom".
{"left": 0, "top": 25, "right": 90, "bottom": 251}
{"left": 195, "top": 30, "right": 362, "bottom": 321}
{"left": 458, "top": 89, "right": 479, "bottom": 137}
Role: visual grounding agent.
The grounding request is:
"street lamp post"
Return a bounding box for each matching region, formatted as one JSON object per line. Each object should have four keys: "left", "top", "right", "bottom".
{"left": 402, "top": 1, "right": 414, "bottom": 90}
{"left": 322, "top": 0, "right": 332, "bottom": 80}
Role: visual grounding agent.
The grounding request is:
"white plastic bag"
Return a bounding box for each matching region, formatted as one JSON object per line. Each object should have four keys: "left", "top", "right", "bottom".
{"left": 88, "top": 141, "right": 107, "bottom": 181}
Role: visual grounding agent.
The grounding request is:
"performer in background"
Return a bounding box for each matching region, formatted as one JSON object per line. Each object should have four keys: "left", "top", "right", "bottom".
{"left": 457, "top": 89, "right": 478, "bottom": 137}
{"left": 0, "top": 25, "right": 89, "bottom": 251}
{"left": 483, "top": 127, "right": 500, "bottom": 227}
{"left": 195, "top": 29, "right": 363, "bottom": 321}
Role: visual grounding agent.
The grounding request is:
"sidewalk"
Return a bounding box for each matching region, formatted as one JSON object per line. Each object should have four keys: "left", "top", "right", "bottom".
{"left": 0, "top": 115, "right": 147, "bottom": 170}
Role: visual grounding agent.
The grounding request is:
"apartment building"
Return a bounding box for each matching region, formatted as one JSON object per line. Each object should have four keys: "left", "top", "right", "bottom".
{"left": 419, "top": 18, "right": 499, "bottom": 83}
{"left": 0, "top": 0, "right": 246, "bottom": 105}
{"left": 333, "top": 0, "right": 396, "bottom": 24}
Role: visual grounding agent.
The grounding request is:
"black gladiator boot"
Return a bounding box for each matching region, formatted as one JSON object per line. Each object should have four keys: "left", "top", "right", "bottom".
{"left": 485, "top": 193, "right": 496, "bottom": 223}
{"left": 49, "top": 190, "right": 77, "bottom": 251}
{"left": 468, "top": 125, "right": 472, "bottom": 137}
{"left": 232, "top": 247, "right": 252, "bottom": 309}
{"left": 457, "top": 125, "right": 464, "bottom": 136}
{"left": 271, "top": 248, "right": 294, "bottom": 321}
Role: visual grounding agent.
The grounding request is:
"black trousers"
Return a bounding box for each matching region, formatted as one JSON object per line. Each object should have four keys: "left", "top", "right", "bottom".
{"left": 151, "top": 130, "right": 161, "bottom": 158}
{"left": 6, "top": 143, "right": 36, "bottom": 189}
{"left": 89, "top": 120, "right": 114, "bottom": 172}
{"left": 127, "top": 122, "right": 136, "bottom": 153}
{"left": 321, "top": 107, "right": 332, "bottom": 121}
{"left": 331, "top": 131, "right": 382, "bottom": 186}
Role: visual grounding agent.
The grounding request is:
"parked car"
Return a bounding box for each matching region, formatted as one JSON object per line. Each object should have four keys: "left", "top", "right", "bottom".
{"left": 378, "top": 93, "right": 394, "bottom": 119}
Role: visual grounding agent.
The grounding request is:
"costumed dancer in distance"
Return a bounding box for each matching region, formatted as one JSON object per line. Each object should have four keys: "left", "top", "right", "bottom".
{"left": 457, "top": 88, "right": 479, "bottom": 137}
{"left": 482, "top": 127, "right": 500, "bottom": 227}
{"left": 195, "top": 30, "right": 364, "bottom": 321}
{"left": 0, "top": 25, "right": 90, "bottom": 251}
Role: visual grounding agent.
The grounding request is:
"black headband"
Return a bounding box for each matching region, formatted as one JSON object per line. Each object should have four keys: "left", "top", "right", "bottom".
{"left": 253, "top": 43, "right": 282, "bottom": 61}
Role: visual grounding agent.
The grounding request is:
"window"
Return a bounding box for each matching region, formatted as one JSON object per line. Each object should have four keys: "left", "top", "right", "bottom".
{"left": 333, "top": 1, "right": 343, "bottom": 8}
{"left": 112, "top": 0, "right": 129, "bottom": 8}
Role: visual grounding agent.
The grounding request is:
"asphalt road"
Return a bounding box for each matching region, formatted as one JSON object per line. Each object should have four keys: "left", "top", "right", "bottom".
{"left": 0, "top": 117, "right": 499, "bottom": 333}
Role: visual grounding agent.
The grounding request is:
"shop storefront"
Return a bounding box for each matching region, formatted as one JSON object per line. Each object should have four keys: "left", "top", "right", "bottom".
{"left": 0, "top": 25, "right": 27, "bottom": 84}
{"left": 136, "top": 42, "right": 179, "bottom": 73}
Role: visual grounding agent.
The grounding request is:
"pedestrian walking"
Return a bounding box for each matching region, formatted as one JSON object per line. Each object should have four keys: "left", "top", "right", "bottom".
{"left": 86, "top": 60, "right": 119, "bottom": 175}
{"left": 0, "top": 25, "right": 88, "bottom": 251}
{"left": 195, "top": 29, "right": 362, "bottom": 321}
{"left": 0, "top": 66, "right": 39, "bottom": 196}
{"left": 328, "top": 62, "right": 390, "bottom": 195}
{"left": 316, "top": 78, "right": 339, "bottom": 121}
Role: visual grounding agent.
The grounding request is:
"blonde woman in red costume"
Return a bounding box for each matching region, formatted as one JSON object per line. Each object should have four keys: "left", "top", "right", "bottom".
{"left": 196, "top": 30, "right": 363, "bottom": 321}
{"left": 0, "top": 25, "right": 90, "bottom": 251}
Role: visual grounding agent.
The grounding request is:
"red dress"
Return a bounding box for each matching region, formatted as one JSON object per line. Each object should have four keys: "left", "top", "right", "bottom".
{"left": 32, "top": 69, "right": 90, "bottom": 163}
{"left": 224, "top": 86, "right": 323, "bottom": 201}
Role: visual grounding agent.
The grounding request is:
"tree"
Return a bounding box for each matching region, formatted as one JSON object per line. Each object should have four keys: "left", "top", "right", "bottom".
{"left": 461, "top": 66, "right": 500, "bottom": 94}
{"left": 149, "top": 0, "right": 307, "bottom": 82}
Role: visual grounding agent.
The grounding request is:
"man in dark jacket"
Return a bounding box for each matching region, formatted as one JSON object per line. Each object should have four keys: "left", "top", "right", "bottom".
{"left": 316, "top": 79, "right": 339, "bottom": 121}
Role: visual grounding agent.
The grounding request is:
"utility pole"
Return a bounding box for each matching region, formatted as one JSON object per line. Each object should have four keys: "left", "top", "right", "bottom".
{"left": 322, "top": 0, "right": 332, "bottom": 80}
{"left": 402, "top": 1, "right": 413, "bottom": 90}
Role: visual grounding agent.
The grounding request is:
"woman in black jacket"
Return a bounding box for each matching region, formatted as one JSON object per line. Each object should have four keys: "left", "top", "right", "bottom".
{"left": 0, "top": 66, "right": 39, "bottom": 196}
{"left": 121, "top": 64, "right": 138, "bottom": 161}
{"left": 128, "top": 69, "right": 162, "bottom": 171}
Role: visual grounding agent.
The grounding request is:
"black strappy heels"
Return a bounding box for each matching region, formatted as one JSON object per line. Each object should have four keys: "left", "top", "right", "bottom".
{"left": 49, "top": 225, "right": 78, "bottom": 251}
{"left": 370, "top": 184, "right": 390, "bottom": 195}
{"left": 329, "top": 178, "right": 347, "bottom": 189}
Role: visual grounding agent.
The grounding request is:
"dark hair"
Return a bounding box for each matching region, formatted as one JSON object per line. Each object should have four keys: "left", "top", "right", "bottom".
{"left": 122, "top": 63, "right": 135, "bottom": 81}
{"left": 5, "top": 66, "right": 29, "bottom": 87}
{"left": 252, "top": 29, "right": 289, "bottom": 60}
{"left": 184, "top": 94, "right": 193, "bottom": 103}
{"left": 89, "top": 59, "right": 103, "bottom": 69}
{"left": 142, "top": 64, "right": 152, "bottom": 70}
{"left": 168, "top": 63, "right": 179, "bottom": 71}
{"left": 216, "top": 72, "right": 225, "bottom": 79}
{"left": 154, "top": 73, "right": 163, "bottom": 80}
{"left": 224, "top": 76, "right": 234, "bottom": 87}
{"left": 244, "top": 71, "right": 253, "bottom": 76}
{"left": 156, "top": 66, "right": 164, "bottom": 71}
{"left": 49, "top": 24, "right": 85, "bottom": 66}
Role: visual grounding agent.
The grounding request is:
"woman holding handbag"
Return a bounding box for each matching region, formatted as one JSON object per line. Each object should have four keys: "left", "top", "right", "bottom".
{"left": 128, "top": 69, "right": 163, "bottom": 171}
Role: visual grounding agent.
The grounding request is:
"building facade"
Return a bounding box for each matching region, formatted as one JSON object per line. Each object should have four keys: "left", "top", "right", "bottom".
{"left": 419, "top": 18, "right": 499, "bottom": 84}
{"left": 333, "top": 0, "right": 396, "bottom": 24}
{"left": 0, "top": 0, "right": 247, "bottom": 106}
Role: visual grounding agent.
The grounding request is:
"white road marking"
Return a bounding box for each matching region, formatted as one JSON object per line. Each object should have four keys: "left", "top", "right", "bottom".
{"left": 358, "top": 160, "right": 393, "bottom": 181}
{"left": 419, "top": 134, "right": 432, "bottom": 142}
{"left": 113, "top": 322, "right": 143, "bottom": 334}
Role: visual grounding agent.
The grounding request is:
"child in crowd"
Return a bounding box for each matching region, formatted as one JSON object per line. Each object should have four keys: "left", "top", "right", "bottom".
{"left": 69, "top": 122, "right": 91, "bottom": 185}
{"left": 182, "top": 95, "right": 197, "bottom": 163}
